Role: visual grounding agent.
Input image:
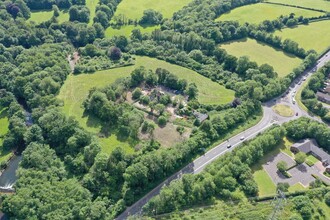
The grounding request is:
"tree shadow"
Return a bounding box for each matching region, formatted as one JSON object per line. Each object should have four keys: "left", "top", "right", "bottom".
{"left": 0, "top": 108, "right": 8, "bottom": 120}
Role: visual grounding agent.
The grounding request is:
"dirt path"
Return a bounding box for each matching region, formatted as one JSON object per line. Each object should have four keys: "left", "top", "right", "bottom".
{"left": 67, "top": 52, "right": 80, "bottom": 72}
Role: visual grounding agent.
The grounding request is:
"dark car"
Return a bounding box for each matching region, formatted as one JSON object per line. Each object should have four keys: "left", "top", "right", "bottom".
{"left": 296, "top": 112, "right": 298, "bottom": 116}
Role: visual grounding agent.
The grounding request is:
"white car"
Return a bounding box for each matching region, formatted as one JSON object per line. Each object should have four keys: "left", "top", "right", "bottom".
{"left": 240, "top": 136, "right": 245, "bottom": 140}
{"left": 227, "top": 144, "right": 232, "bottom": 148}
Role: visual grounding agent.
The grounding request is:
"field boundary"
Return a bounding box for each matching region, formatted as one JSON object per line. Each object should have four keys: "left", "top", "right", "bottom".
{"left": 263, "top": 1, "right": 327, "bottom": 13}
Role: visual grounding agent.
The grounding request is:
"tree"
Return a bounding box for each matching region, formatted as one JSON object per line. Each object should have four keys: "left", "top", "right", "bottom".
{"left": 185, "top": 83, "right": 198, "bottom": 100}
{"left": 295, "top": 152, "right": 307, "bottom": 164}
{"left": 155, "top": 104, "right": 165, "bottom": 115}
{"left": 324, "top": 192, "right": 330, "bottom": 206}
{"left": 139, "top": 9, "right": 163, "bottom": 25}
{"left": 132, "top": 88, "right": 142, "bottom": 100}
{"left": 277, "top": 160, "right": 288, "bottom": 173}
{"left": 277, "top": 182, "right": 289, "bottom": 192}
{"left": 108, "top": 46, "right": 122, "bottom": 61}
{"left": 158, "top": 116, "right": 167, "bottom": 126}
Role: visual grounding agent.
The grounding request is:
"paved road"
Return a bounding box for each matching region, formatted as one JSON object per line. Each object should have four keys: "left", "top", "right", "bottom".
{"left": 116, "top": 50, "right": 330, "bottom": 220}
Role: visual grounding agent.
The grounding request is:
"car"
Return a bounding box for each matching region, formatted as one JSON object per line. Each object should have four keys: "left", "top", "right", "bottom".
{"left": 298, "top": 82, "right": 302, "bottom": 85}
{"left": 302, "top": 77, "right": 307, "bottom": 81}
{"left": 240, "top": 136, "right": 245, "bottom": 140}
{"left": 293, "top": 100, "right": 296, "bottom": 104}
{"left": 227, "top": 144, "right": 232, "bottom": 148}
{"left": 293, "top": 90, "right": 297, "bottom": 93}
{"left": 296, "top": 112, "right": 298, "bottom": 116}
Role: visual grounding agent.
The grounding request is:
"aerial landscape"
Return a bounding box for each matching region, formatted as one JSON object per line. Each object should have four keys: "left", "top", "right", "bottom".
{"left": 1, "top": 0, "right": 330, "bottom": 219}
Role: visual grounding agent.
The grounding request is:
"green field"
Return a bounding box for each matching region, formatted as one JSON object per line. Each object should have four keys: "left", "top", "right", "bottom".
{"left": 114, "top": 0, "right": 192, "bottom": 20}
{"left": 105, "top": 25, "right": 158, "bottom": 38}
{"left": 253, "top": 169, "right": 276, "bottom": 196}
{"left": 58, "top": 56, "right": 234, "bottom": 154}
{"left": 0, "top": 107, "right": 12, "bottom": 163}
{"left": 220, "top": 38, "right": 302, "bottom": 77}
{"left": 216, "top": 3, "right": 324, "bottom": 24}
{"left": 266, "top": 0, "right": 330, "bottom": 12}
{"left": 28, "top": 0, "right": 97, "bottom": 24}
{"left": 275, "top": 20, "right": 330, "bottom": 54}
{"left": 288, "top": 183, "right": 306, "bottom": 192}
{"left": 28, "top": 10, "right": 69, "bottom": 24}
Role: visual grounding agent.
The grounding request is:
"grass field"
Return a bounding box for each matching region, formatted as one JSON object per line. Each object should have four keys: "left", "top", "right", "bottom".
{"left": 275, "top": 20, "right": 330, "bottom": 54}
{"left": 220, "top": 38, "right": 302, "bottom": 77}
{"left": 114, "top": 0, "right": 192, "bottom": 20}
{"left": 306, "top": 154, "right": 319, "bottom": 166}
{"left": 105, "top": 25, "right": 158, "bottom": 38}
{"left": 216, "top": 3, "right": 324, "bottom": 24}
{"left": 253, "top": 169, "right": 276, "bottom": 196}
{"left": 272, "top": 104, "right": 295, "bottom": 117}
{"left": 288, "top": 183, "right": 306, "bottom": 192}
{"left": 58, "top": 56, "right": 234, "bottom": 154}
{"left": 28, "top": 10, "right": 69, "bottom": 24}
{"left": 0, "top": 106, "right": 12, "bottom": 164}
{"left": 266, "top": 0, "right": 330, "bottom": 12}
{"left": 86, "top": 0, "right": 98, "bottom": 25}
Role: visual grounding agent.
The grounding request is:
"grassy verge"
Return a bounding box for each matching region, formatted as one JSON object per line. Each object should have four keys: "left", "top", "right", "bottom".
{"left": 288, "top": 183, "right": 306, "bottom": 192}
{"left": 266, "top": 0, "right": 330, "bottom": 12}
{"left": 272, "top": 104, "right": 295, "bottom": 117}
{"left": 253, "top": 169, "right": 276, "bottom": 196}
{"left": 295, "top": 76, "right": 310, "bottom": 112}
{"left": 0, "top": 106, "right": 13, "bottom": 164}
{"left": 220, "top": 38, "right": 302, "bottom": 77}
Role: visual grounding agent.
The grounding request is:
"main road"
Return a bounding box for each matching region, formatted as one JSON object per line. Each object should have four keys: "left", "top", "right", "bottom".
{"left": 116, "top": 50, "right": 330, "bottom": 220}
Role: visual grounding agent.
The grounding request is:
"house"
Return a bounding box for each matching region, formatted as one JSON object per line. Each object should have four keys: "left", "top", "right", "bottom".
{"left": 290, "top": 139, "right": 330, "bottom": 170}
{"left": 193, "top": 111, "right": 208, "bottom": 123}
{"left": 316, "top": 91, "right": 330, "bottom": 104}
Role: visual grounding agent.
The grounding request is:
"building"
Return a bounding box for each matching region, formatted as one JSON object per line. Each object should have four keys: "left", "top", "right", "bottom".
{"left": 316, "top": 91, "right": 330, "bottom": 104}
{"left": 193, "top": 111, "right": 208, "bottom": 123}
{"left": 290, "top": 139, "right": 330, "bottom": 171}
{"left": 326, "top": 165, "right": 330, "bottom": 174}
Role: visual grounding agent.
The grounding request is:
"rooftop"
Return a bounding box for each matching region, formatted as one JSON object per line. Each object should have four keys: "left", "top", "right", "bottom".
{"left": 292, "top": 139, "right": 330, "bottom": 162}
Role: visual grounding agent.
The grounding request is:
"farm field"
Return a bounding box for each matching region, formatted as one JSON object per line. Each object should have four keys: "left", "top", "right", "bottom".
{"left": 105, "top": 25, "right": 158, "bottom": 38}
{"left": 58, "top": 56, "right": 234, "bottom": 154}
{"left": 216, "top": 3, "right": 324, "bottom": 24}
{"left": 114, "top": 0, "right": 192, "bottom": 20}
{"left": 220, "top": 38, "right": 302, "bottom": 77}
{"left": 275, "top": 20, "right": 330, "bottom": 54}
{"left": 266, "top": 0, "right": 330, "bottom": 12}
{"left": 28, "top": 10, "right": 69, "bottom": 24}
{"left": 0, "top": 106, "right": 12, "bottom": 164}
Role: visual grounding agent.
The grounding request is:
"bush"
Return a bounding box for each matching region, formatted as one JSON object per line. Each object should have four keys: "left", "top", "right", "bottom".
{"left": 325, "top": 192, "right": 330, "bottom": 206}
{"left": 295, "top": 152, "right": 307, "bottom": 164}
{"left": 132, "top": 88, "right": 142, "bottom": 100}
{"left": 158, "top": 116, "right": 167, "bottom": 126}
{"left": 277, "top": 160, "right": 288, "bottom": 173}
{"left": 277, "top": 182, "right": 289, "bottom": 192}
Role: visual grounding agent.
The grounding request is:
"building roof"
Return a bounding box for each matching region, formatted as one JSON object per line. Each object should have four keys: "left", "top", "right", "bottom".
{"left": 193, "top": 111, "right": 208, "bottom": 122}
{"left": 292, "top": 139, "right": 330, "bottom": 162}
{"left": 316, "top": 91, "right": 330, "bottom": 102}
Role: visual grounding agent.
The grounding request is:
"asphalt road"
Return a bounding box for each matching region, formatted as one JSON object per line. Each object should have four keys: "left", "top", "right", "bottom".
{"left": 116, "top": 50, "right": 330, "bottom": 220}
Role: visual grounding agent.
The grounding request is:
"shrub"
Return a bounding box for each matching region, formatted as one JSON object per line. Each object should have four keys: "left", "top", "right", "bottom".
{"left": 277, "top": 160, "right": 288, "bottom": 173}
{"left": 132, "top": 88, "right": 142, "bottom": 100}
{"left": 158, "top": 116, "right": 167, "bottom": 126}
{"left": 325, "top": 192, "right": 330, "bottom": 206}
{"left": 295, "top": 152, "right": 307, "bottom": 164}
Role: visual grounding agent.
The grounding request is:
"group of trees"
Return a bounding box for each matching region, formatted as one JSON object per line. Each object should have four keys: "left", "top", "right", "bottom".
{"left": 94, "top": 0, "right": 122, "bottom": 28}
{"left": 301, "top": 62, "right": 330, "bottom": 121}
{"left": 69, "top": 5, "right": 90, "bottom": 23}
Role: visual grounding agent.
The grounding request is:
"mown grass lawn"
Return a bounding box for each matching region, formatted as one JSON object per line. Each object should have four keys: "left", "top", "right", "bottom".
{"left": 253, "top": 169, "right": 277, "bottom": 196}
{"left": 58, "top": 56, "right": 234, "bottom": 154}
{"left": 288, "top": 183, "right": 306, "bottom": 192}
{"left": 216, "top": 3, "right": 324, "bottom": 24}
{"left": 105, "top": 25, "right": 158, "bottom": 38}
{"left": 220, "top": 38, "right": 302, "bottom": 77}
{"left": 275, "top": 20, "right": 330, "bottom": 54}
{"left": 0, "top": 106, "right": 12, "bottom": 164}
{"left": 28, "top": 10, "right": 69, "bottom": 24}
{"left": 306, "top": 154, "right": 319, "bottom": 166}
{"left": 272, "top": 104, "right": 295, "bottom": 117}
{"left": 266, "top": 0, "right": 330, "bottom": 12}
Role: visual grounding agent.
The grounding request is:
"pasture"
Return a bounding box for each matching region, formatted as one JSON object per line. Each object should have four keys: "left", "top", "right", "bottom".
{"left": 220, "top": 38, "right": 302, "bottom": 77}
{"left": 275, "top": 20, "right": 330, "bottom": 54}
{"left": 0, "top": 106, "right": 12, "bottom": 163}
{"left": 105, "top": 25, "right": 158, "bottom": 38}
{"left": 58, "top": 56, "right": 234, "bottom": 154}
{"left": 216, "top": 3, "right": 324, "bottom": 24}
{"left": 114, "top": 0, "right": 192, "bottom": 20}
{"left": 28, "top": 10, "right": 69, "bottom": 24}
{"left": 266, "top": 0, "right": 330, "bottom": 12}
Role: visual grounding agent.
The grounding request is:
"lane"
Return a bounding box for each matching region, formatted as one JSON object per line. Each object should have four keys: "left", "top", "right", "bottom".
{"left": 116, "top": 50, "right": 330, "bottom": 220}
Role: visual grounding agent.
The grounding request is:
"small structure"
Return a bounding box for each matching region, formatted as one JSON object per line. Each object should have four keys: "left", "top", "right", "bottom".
{"left": 326, "top": 165, "right": 330, "bottom": 174}
{"left": 316, "top": 91, "right": 330, "bottom": 104}
{"left": 290, "top": 139, "right": 330, "bottom": 170}
{"left": 193, "top": 111, "right": 208, "bottom": 123}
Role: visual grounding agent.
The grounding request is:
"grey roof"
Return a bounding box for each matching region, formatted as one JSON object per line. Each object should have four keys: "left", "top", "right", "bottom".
{"left": 316, "top": 91, "right": 330, "bottom": 102}
{"left": 193, "top": 111, "right": 208, "bottom": 122}
{"left": 292, "top": 139, "right": 330, "bottom": 162}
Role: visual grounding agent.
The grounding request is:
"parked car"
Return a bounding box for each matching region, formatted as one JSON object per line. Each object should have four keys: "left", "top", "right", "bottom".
{"left": 296, "top": 112, "right": 298, "bottom": 116}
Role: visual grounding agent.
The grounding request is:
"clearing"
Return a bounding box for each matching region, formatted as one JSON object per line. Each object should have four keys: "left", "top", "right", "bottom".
{"left": 266, "top": 0, "right": 330, "bottom": 12}
{"left": 105, "top": 25, "right": 158, "bottom": 38}
{"left": 216, "top": 3, "right": 324, "bottom": 24}
{"left": 253, "top": 169, "right": 276, "bottom": 196}
{"left": 58, "top": 56, "right": 234, "bottom": 154}
{"left": 0, "top": 106, "right": 12, "bottom": 164}
{"left": 220, "top": 38, "right": 302, "bottom": 77}
{"left": 114, "top": 0, "right": 192, "bottom": 20}
{"left": 272, "top": 104, "right": 295, "bottom": 117}
{"left": 106, "top": 0, "right": 192, "bottom": 37}
{"left": 275, "top": 20, "right": 330, "bottom": 54}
